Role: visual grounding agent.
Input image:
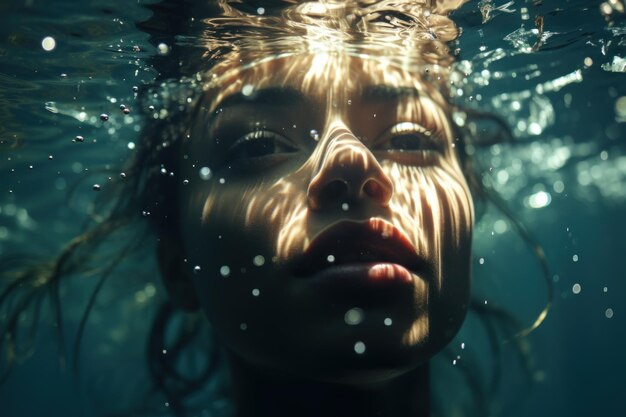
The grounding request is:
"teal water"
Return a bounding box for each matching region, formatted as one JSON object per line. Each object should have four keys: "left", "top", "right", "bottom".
{"left": 1, "top": 0, "right": 625, "bottom": 416}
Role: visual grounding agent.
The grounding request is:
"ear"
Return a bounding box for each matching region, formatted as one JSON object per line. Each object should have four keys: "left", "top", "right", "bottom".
{"left": 157, "top": 234, "right": 200, "bottom": 312}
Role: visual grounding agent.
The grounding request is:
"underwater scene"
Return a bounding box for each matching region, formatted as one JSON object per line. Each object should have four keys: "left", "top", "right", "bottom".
{"left": 0, "top": 0, "right": 625, "bottom": 416}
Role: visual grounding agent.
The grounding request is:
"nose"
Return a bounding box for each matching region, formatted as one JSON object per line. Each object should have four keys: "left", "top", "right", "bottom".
{"left": 307, "top": 123, "right": 394, "bottom": 211}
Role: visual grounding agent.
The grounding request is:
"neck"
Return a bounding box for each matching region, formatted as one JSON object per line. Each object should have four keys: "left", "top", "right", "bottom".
{"left": 227, "top": 354, "right": 429, "bottom": 417}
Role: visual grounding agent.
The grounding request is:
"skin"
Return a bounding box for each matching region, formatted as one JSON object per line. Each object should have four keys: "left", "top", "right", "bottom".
{"left": 159, "top": 52, "right": 473, "bottom": 416}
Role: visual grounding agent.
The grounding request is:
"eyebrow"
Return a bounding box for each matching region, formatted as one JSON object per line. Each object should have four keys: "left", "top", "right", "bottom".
{"left": 214, "top": 86, "right": 308, "bottom": 110}
{"left": 361, "top": 85, "right": 420, "bottom": 103}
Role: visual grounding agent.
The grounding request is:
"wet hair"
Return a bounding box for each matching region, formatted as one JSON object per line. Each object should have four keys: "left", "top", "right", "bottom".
{"left": 0, "top": 1, "right": 552, "bottom": 416}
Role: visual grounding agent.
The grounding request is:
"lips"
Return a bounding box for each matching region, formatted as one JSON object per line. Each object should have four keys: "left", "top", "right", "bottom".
{"left": 293, "top": 218, "right": 428, "bottom": 282}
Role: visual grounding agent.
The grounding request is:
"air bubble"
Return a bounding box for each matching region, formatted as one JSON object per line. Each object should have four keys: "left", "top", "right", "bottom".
{"left": 193, "top": 265, "right": 201, "bottom": 274}
{"left": 100, "top": 113, "right": 109, "bottom": 121}
{"left": 183, "top": 179, "right": 189, "bottom": 185}
{"left": 553, "top": 180, "right": 565, "bottom": 193}
{"left": 242, "top": 84, "right": 254, "bottom": 96}
{"left": 158, "top": 43, "right": 170, "bottom": 55}
{"left": 41, "top": 36, "right": 56, "bottom": 51}
{"left": 494, "top": 220, "right": 507, "bottom": 234}
{"left": 572, "top": 283, "right": 581, "bottom": 294}
{"left": 600, "top": 2, "right": 613, "bottom": 16}
{"left": 199, "top": 167, "right": 212, "bottom": 180}
{"left": 528, "top": 122, "right": 542, "bottom": 135}
{"left": 354, "top": 341, "right": 366, "bottom": 355}
{"left": 344, "top": 308, "right": 363, "bottom": 325}
{"left": 74, "top": 135, "right": 84, "bottom": 142}
{"left": 310, "top": 129, "right": 319, "bottom": 140}
{"left": 527, "top": 191, "right": 551, "bottom": 208}
{"left": 92, "top": 184, "right": 101, "bottom": 191}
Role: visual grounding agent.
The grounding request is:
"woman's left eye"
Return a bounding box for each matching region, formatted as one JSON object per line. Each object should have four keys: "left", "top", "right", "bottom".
{"left": 388, "top": 134, "right": 429, "bottom": 151}
{"left": 376, "top": 123, "right": 441, "bottom": 153}
{"left": 225, "top": 130, "right": 298, "bottom": 162}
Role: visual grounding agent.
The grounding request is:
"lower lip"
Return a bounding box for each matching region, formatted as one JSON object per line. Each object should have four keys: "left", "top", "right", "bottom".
{"left": 294, "top": 263, "right": 425, "bottom": 306}
{"left": 306, "top": 263, "right": 416, "bottom": 286}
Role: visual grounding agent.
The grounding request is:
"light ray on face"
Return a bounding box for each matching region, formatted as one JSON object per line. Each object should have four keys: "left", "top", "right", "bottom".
{"left": 178, "top": 0, "right": 473, "bottom": 377}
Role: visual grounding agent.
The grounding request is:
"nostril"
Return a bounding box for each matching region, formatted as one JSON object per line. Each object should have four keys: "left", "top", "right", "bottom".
{"left": 320, "top": 180, "right": 348, "bottom": 205}
{"left": 363, "top": 179, "right": 384, "bottom": 201}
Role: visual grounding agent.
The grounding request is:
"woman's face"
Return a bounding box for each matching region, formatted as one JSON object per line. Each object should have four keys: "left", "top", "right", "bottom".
{"left": 175, "top": 53, "right": 473, "bottom": 383}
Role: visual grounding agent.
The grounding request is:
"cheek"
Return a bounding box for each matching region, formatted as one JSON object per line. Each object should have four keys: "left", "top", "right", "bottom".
{"left": 180, "top": 176, "right": 311, "bottom": 311}
{"left": 386, "top": 162, "right": 473, "bottom": 286}
{"left": 196, "top": 176, "right": 312, "bottom": 260}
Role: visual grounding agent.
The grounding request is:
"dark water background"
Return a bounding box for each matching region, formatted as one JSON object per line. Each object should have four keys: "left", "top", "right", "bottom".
{"left": 0, "top": 0, "right": 625, "bottom": 416}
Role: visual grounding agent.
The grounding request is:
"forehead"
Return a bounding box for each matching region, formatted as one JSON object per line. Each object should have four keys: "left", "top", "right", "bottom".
{"left": 201, "top": 52, "right": 448, "bottom": 112}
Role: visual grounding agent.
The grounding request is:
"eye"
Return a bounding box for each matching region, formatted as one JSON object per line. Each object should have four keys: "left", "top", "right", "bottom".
{"left": 376, "top": 122, "right": 441, "bottom": 153}
{"left": 224, "top": 130, "right": 298, "bottom": 162}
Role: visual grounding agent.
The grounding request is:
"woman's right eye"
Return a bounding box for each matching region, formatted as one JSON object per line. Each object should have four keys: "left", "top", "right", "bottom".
{"left": 223, "top": 130, "right": 298, "bottom": 164}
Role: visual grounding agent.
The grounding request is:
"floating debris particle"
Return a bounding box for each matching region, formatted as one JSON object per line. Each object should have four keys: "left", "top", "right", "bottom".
{"left": 601, "top": 56, "right": 626, "bottom": 73}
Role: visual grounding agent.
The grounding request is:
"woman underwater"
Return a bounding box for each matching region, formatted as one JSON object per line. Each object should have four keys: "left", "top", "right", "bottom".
{"left": 1, "top": 0, "right": 546, "bottom": 416}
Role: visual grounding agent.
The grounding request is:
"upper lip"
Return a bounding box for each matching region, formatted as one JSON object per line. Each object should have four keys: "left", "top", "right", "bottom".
{"left": 293, "top": 218, "right": 428, "bottom": 278}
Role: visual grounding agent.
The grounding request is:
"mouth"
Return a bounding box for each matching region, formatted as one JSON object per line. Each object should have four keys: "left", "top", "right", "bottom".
{"left": 293, "top": 218, "right": 429, "bottom": 284}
